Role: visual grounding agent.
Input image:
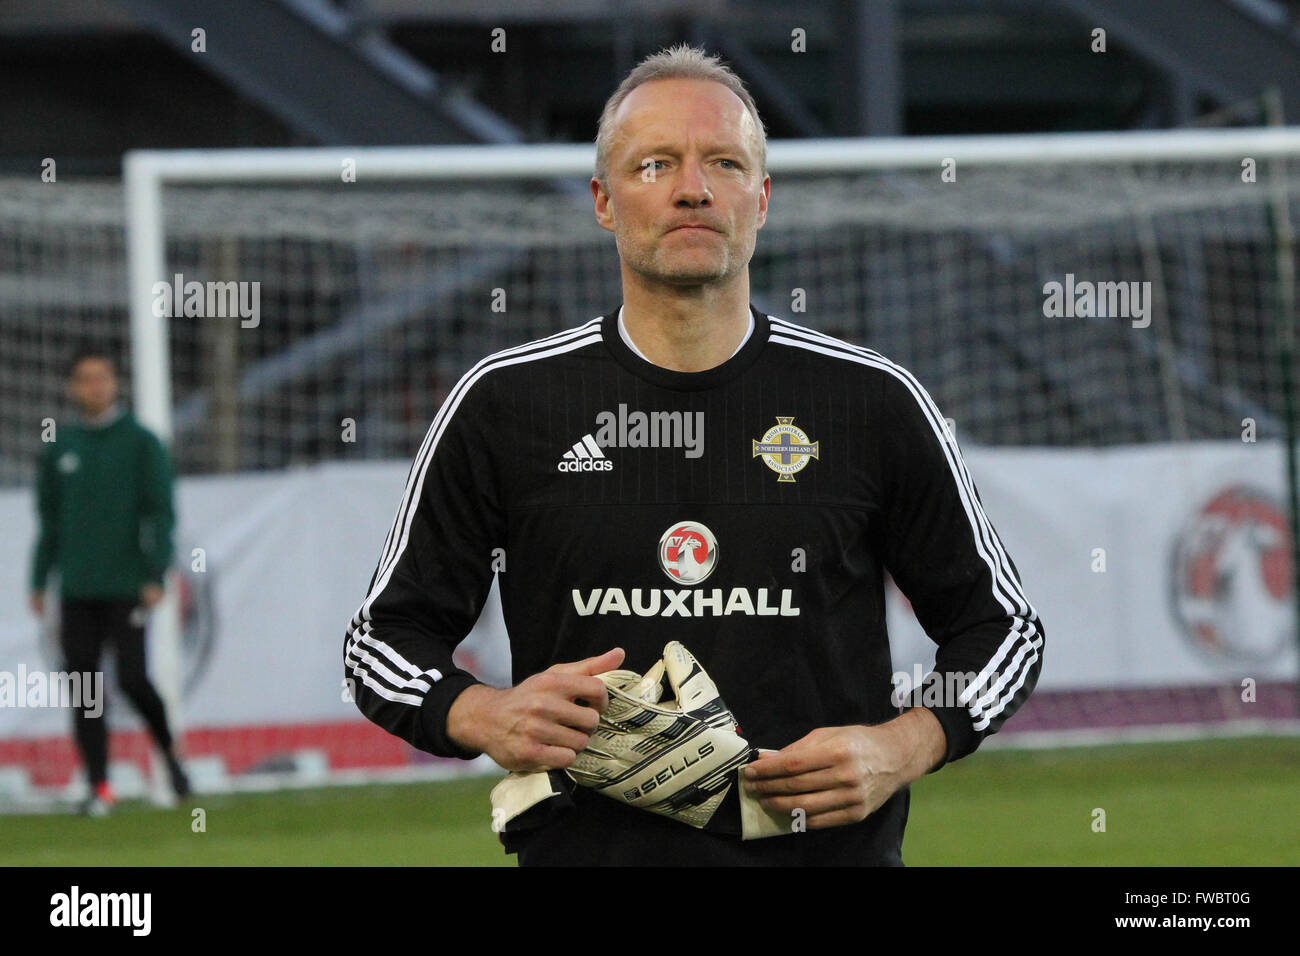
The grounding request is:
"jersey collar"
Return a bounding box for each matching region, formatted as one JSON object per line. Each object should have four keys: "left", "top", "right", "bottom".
{"left": 601, "top": 303, "right": 770, "bottom": 392}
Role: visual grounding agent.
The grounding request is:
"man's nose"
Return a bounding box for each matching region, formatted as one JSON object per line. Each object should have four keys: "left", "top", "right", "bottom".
{"left": 674, "top": 160, "right": 712, "bottom": 206}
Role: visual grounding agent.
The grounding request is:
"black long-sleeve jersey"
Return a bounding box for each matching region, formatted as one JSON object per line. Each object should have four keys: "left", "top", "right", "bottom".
{"left": 344, "top": 305, "right": 1045, "bottom": 865}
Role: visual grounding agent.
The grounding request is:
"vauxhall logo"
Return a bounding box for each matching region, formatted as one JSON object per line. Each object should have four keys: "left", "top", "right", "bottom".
{"left": 558, "top": 404, "right": 704, "bottom": 472}
{"left": 572, "top": 520, "right": 800, "bottom": 618}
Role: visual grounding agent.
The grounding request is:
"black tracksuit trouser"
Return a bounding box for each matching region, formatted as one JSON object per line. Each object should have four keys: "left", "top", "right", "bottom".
{"left": 60, "top": 597, "right": 174, "bottom": 786}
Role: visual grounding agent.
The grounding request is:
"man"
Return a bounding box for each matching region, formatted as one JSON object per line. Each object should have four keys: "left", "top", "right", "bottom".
{"left": 346, "top": 44, "right": 1044, "bottom": 864}
{"left": 29, "top": 346, "right": 190, "bottom": 815}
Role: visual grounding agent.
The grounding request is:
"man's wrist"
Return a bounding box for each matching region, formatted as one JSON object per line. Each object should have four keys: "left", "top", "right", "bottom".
{"left": 445, "top": 683, "right": 497, "bottom": 754}
{"left": 884, "top": 707, "right": 948, "bottom": 782}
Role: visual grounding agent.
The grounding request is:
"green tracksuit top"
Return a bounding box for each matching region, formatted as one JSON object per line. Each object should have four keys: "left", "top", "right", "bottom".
{"left": 30, "top": 405, "right": 176, "bottom": 600}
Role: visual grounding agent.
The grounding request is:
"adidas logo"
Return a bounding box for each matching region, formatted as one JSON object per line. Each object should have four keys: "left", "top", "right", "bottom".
{"left": 558, "top": 434, "right": 614, "bottom": 472}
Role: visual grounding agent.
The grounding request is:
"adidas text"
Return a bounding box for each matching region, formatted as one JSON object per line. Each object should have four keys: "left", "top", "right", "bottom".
{"left": 557, "top": 458, "right": 613, "bottom": 472}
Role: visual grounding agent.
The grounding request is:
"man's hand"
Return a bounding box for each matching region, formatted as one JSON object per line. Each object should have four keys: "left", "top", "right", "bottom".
{"left": 741, "top": 708, "right": 947, "bottom": 830}
{"left": 29, "top": 591, "right": 45, "bottom": 616}
{"left": 139, "top": 583, "right": 164, "bottom": 608}
{"left": 447, "top": 647, "right": 625, "bottom": 773}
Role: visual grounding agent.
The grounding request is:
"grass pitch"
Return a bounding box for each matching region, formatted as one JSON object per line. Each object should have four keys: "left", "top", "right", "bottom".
{"left": 0, "top": 736, "right": 1294, "bottom": 866}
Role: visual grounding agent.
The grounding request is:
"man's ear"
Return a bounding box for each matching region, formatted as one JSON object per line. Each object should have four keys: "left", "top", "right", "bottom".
{"left": 591, "top": 177, "right": 616, "bottom": 233}
{"left": 755, "top": 174, "right": 771, "bottom": 230}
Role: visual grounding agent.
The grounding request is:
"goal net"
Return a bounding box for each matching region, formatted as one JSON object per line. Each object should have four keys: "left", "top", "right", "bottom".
{"left": 1, "top": 128, "right": 1297, "bottom": 804}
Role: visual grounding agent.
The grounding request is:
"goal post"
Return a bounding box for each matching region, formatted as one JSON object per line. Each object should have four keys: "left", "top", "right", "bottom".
{"left": 122, "top": 125, "right": 1300, "bottom": 746}
{"left": 4, "top": 124, "right": 1297, "bottom": 805}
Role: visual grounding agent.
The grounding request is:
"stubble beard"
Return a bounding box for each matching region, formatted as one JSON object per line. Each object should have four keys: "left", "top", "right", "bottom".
{"left": 618, "top": 226, "right": 754, "bottom": 289}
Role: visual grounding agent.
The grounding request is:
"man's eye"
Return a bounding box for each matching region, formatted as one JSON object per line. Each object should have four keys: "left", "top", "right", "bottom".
{"left": 718, "top": 159, "right": 738, "bottom": 169}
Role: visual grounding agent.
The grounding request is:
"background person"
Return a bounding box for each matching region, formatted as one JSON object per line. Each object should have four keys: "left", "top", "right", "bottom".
{"left": 29, "top": 345, "right": 190, "bottom": 816}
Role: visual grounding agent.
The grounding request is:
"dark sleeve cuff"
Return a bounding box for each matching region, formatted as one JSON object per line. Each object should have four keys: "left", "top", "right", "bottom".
{"left": 419, "top": 671, "right": 485, "bottom": 760}
{"left": 916, "top": 702, "right": 977, "bottom": 771}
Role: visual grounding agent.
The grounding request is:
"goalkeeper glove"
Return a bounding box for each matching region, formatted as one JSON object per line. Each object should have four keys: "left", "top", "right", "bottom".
{"left": 491, "top": 642, "right": 787, "bottom": 841}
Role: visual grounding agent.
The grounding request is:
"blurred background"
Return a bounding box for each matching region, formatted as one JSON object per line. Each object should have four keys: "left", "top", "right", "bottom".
{"left": 0, "top": 0, "right": 1297, "bottom": 864}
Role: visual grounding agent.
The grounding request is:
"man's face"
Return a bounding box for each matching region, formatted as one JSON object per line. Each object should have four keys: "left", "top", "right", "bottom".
{"left": 68, "top": 357, "right": 118, "bottom": 417}
{"left": 593, "top": 78, "right": 770, "bottom": 288}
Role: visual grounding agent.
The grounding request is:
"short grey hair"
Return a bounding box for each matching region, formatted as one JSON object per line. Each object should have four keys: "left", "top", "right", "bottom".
{"left": 594, "top": 43, "right": 768, "bottom": 187}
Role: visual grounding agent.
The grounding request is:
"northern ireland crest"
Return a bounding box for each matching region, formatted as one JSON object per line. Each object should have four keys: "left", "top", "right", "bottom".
{"left": 752, "top": 417, "right": 819, "bottom": 482}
